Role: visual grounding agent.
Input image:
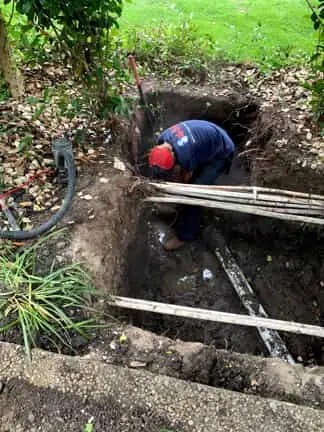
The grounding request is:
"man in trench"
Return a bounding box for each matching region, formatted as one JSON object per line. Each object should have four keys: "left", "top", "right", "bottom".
{"left": 149, "top": 120, "right": 235, "bottom": 251}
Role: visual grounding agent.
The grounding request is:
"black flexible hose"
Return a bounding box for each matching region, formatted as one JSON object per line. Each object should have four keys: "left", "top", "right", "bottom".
{"left": 0, "top": 141, "right": 76, "bottom": 240}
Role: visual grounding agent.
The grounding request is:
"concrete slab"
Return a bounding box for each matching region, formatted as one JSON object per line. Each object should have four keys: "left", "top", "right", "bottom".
{"left": 0, "top": 342, "right": 323, "bottom": 431}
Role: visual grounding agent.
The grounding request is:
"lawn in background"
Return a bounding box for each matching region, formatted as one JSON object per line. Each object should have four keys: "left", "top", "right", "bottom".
{"left": 121, "top": 0, "right": 314, "bottom": 67}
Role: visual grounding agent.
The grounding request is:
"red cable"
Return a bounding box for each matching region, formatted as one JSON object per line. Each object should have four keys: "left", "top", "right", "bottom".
{"left": 0, "top": 169, "right": 54, "bottom": 200}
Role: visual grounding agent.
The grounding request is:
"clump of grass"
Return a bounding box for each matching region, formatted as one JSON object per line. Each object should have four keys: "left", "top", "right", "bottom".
{"left": 0, "top": 232, "right": 99, "bottom": 359}
{"left": 122, "top": 0, "right": 313, "bottom": 70}
{"left": 123, "top": 16, "right": 216, "bottom": 76}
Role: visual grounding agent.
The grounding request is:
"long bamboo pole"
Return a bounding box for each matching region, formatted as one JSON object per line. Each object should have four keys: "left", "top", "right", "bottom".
{"left": 110, "top": 297, "right": 324, "bottom": 338}
{"left": 152, "top": 188, "right": 324, "bottom": 212}
{"left": 151, "top": 183, "right": 324, "bottom": 208}
{"left": 146, "top": 196, "right": 324, "bottom": 225}
{"left": 153, "top": 183, "right": 324, "bottom": 201}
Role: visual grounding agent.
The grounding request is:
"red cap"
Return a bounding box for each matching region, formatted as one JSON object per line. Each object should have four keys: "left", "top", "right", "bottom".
{"left": 148, "top": 147, "right": 175, "bottom": 170}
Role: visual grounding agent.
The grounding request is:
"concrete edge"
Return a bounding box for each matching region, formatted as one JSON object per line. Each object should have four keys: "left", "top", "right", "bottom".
{"left": 86, "top": 325, "right": 324, "bottom": 409}
{"left": 0, "top": 341, "right": 323, "bottom": 432}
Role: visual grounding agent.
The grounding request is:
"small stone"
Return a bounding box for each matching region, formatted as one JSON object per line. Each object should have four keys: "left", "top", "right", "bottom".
{"left": 113, "top": 157, "right": 126, "bottom": 171}
{"left": 129, "top": 361, "right": 147, "bottom": 368}
{"left": 110, "top": 341, "right": 117, "bottom": 350}
{"left": 28, "top": 412, "right": 35, "bottom": 423}
{"left": 99, "top": 177, "right": 109, "bottom": 183}
{"left": 83, "top": 194, "right": 93, "bottom": 201}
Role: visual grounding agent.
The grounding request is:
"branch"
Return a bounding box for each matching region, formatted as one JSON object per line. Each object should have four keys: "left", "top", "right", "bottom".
{"left": 8, "top": 0, "right": 16, "bottom": 26}
{"left": 304, "top": 0, "right": 317, "bottom": 15}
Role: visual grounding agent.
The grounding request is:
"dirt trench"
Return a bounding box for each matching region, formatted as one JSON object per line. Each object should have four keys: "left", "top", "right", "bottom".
{"left": 118, "top": 84, "right": 324, "bottom": 365}
{"left": 59, "top": 83, "right": 323, "bottom": 366}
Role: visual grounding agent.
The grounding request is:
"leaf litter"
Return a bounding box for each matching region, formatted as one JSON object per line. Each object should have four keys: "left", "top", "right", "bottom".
{"left": 0, "top": 62, "right": 323, "bottom": 233}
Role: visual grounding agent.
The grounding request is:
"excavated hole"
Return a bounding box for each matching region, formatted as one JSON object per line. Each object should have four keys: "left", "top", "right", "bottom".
{"left": 119, "top": 90, "right": 324, "bottom": 366}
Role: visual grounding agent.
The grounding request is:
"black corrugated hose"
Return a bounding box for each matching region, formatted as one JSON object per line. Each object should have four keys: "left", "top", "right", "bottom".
{"left": 0, "top": 139, "right": 76, "bottom": 240}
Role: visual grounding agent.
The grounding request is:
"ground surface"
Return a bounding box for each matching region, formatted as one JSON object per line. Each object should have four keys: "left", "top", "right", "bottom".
{"left": 1, "top": 342, "right": 324, "bottom": 432}
{"left": 87, "top": 326, "right": 324, "bottom": 408}
{"left": 0, "top": 62, "right": 323, "bottom": 428}
{"left": 122, "top": 0, "right": 313, "bottom": 65}
{"left": 1, "top": 64, "right": 323, "bottom": 362}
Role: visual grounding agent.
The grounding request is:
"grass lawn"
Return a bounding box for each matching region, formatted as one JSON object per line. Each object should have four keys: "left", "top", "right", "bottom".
{"left": 121, "top": 0, "right": 315, "bottom": 66}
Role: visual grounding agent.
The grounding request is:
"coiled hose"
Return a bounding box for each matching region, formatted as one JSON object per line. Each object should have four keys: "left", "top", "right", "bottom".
{"left": 0, "top": 139, "right": 76, "bottom": 240}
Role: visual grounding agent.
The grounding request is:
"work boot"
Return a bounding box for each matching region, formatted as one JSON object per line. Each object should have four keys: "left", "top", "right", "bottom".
{"left": 163, "top": 236, "right": 185, "bottom": 251}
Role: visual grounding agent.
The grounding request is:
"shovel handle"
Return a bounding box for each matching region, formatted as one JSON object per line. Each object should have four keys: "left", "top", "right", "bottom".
{"left": 127, "top": 54, "right": 142, "bottom": 88}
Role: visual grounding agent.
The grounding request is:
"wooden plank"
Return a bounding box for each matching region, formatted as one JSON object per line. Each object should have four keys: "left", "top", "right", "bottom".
{"left": 110, "top": 297, "right": 324, "bottom": 338}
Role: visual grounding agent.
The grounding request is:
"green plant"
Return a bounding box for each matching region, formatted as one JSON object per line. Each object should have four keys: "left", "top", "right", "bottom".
{"left": 84, "top": 422, "right": 94, "bottom": 432}
{"left": 124, "top": 16, "right": 214, "bottom": 76}
{"left": 306, "top": 0, "right": 324, "bottom": 127}
{"left": 18, "top": 134, "right": 32, "bottom": 151}
{"left": 122, "top": 0, "right": 313, "bottom": 69}
{"left": 2, "top": 5, "right": 52, "bottom": 65}
{"left": 6, "top": 0, "right": 124, "bottom": 74}
{"left": 0, "top": 77, "right": 10, "bottom": 102}
{"left": 0, "top": 239, "right": 16, "bottom": 258}
{"left": 0, "top": 232, "right": 99, "bottom": 359}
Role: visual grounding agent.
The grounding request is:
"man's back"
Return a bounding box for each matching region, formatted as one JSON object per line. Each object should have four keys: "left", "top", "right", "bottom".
{"left": 158, "top": 120, "right": 235, "bottom": 171}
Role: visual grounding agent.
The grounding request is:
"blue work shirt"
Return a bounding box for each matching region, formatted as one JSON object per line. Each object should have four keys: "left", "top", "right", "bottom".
{"left": 157, "top": 120, "right": 235, "bottom": 172}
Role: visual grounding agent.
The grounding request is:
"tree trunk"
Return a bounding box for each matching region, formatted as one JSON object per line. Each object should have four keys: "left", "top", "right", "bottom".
{"left": 0, "top": 12, "right": 24, "bottom": 98}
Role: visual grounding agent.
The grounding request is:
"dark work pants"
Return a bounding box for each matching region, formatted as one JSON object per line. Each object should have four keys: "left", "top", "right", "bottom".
{"left": 176, "top": 158, "right": 228, "bottom": 241}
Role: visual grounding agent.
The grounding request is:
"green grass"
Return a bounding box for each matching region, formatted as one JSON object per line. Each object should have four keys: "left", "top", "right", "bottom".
{"left": 122, "top": 0, "right": 315, "bottom": 67}
{"left": 0, "top": 231, "right": 100, "bottom": 360}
